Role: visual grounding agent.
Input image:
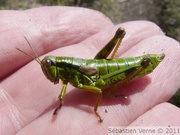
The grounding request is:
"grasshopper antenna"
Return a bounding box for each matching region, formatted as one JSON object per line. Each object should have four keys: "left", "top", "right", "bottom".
{"left": 16, "top": 37, "right": 42, "bottom": 65}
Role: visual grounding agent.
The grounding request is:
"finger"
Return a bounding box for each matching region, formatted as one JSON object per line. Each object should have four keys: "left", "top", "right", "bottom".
{"left": 0, "top": 6, "right": 113, "bottom": 79}
{"left": 100, "top": 28, "right": 180, "bottom": 125}
{"left": 129, "top": 103, "right": 180, "bottom": 125}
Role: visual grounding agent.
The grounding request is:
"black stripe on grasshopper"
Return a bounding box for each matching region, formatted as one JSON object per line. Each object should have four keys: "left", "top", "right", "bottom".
{"left": 17, "top": 28, "right": 165, "bottom": 123}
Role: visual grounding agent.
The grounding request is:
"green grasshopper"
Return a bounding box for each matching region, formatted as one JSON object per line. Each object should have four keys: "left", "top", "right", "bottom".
{"left": 17, "top": 28, "right": 165, "bottom": 122}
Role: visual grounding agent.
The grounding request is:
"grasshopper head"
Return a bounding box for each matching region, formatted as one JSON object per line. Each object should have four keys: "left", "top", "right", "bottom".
{"left": 41, "top": 56, "right": 59, "bottom": 84}
{"left": 17, "top": 37, "right": 59, "bottom": 84}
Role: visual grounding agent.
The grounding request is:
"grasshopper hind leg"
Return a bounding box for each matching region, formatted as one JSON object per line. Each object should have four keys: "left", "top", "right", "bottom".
{"left": 94, "top": 27, "right": 126, "bottom": 59}
{"left": 106, "top": 57, "right": 151, "bottom": 96}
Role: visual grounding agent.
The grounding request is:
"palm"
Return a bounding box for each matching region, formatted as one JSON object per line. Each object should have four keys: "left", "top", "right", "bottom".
{"left": 1, "top": 7, "right": 180, "bottom": 135}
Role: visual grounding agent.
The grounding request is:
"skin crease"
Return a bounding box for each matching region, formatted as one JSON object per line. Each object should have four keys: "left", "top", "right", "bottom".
{"left": 0, "top": 7, "right": 180, "bottom": 135}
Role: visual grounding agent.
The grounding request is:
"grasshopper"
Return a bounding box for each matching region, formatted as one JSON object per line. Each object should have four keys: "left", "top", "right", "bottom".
{"left": 17, "top": 28, "right": 165, "bottom": 122}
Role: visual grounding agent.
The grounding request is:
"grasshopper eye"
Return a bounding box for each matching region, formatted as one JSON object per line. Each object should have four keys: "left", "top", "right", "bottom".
{"left": 43, "top": 59, "right": 52, "bottom": 68}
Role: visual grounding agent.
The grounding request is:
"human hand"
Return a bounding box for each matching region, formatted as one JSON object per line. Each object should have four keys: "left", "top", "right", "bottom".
{"left": 1, "top": 7, "right": 180, "bottom": 135}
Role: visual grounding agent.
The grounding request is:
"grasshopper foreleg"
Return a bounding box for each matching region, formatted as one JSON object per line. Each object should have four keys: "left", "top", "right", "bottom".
{"left": 74, "top": 76, "right": 103, "bottom": 122}
{"left": 79, "top": 85, "right": 103, "bottom": 122}
{"left": 53, "top": 82, "right": 67, "bottom": 115}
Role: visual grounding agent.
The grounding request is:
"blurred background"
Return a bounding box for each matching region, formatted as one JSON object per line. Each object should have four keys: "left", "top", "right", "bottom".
{"left": 0, "top": 0, "right": 179, "bottom": 107}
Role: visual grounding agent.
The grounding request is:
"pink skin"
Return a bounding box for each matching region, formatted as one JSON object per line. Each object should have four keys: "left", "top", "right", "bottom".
{"left": 0, "top": 7, "right": 180, "bottom": 135}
